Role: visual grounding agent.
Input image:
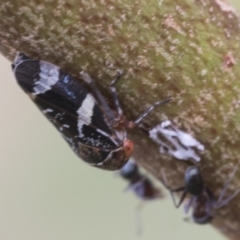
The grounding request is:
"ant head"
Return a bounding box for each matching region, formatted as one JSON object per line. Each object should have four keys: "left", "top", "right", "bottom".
{"left": 120, "top": 161, "right": 139, "bottom": 180}
{"left": 185, "top": 166, "right": 204, "bottom": 196}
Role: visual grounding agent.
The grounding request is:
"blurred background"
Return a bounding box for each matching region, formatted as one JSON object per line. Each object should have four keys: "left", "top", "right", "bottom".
{"left": 0, "top": 1, "right": 239, "bottom": 239}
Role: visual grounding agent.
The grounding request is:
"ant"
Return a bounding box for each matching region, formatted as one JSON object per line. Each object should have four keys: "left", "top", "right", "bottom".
{"left": 120, "top": 161, "right": 163, "bottom": 200}
{"left": 120, "top": 161, "right": 164, "bottom": 234}
{"left": 161, "top": 162, "right": 240, "bottom": 224}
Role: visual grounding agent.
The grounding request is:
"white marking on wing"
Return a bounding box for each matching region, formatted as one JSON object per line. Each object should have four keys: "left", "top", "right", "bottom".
{"left": 42, "top": 108, "right": 54, "bottom": 114}
{"left": 33, "top": 61, "right": 60, "bottom": 95}
{"left": 77, "top": 94, "right": 95, "bottom": 137}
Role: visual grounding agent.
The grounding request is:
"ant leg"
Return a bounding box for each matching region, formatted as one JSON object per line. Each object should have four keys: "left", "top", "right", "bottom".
{"left": 80, "top": 71, "right": 115, "bottom": 124}
{"left": 136, "top": 201, "right": 144, "bottom": 235}
{"left": 130, "top": 97, "right": 172, "bottom": 128}
{"left": 172, "top": 190, "right": 188, "bottom": 208}
{"left": 215, "top": 160, "right": 240, "bottom": 208}
{"left": 109, "top": 70, "right": 124, "bottom": 116}
{"left": 215, "top": 188, "right": 240, "bottom": 209}
{"left": 161, "top": 169, "right": 186, "bottom": 208}
{"left": 184, "top": 196, "right": 195, "bottom": 214}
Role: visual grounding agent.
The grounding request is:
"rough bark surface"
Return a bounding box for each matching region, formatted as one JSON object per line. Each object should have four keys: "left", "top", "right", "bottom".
{"left": 1, "top": 0, "right": 240, "bottom": 239}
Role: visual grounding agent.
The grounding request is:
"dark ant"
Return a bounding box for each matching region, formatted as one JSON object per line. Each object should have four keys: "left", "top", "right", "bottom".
{"left": 120, "top": 161, "right": 164, "bottom": 234}
{"left": 161, "top": 162, "right": 240, "bottom": 224}
{"left": 120, "top": 161, "right": 163, "bottom": 200}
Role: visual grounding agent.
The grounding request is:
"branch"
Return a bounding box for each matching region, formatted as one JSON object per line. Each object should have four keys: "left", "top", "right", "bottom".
{"left": 1, "top": 0, "right": 240, "bottom": 239}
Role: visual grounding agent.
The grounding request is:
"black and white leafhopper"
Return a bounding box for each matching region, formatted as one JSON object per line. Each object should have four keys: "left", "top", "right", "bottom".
{"left": 12, "top": 53, "right": 170, "bottom": 170}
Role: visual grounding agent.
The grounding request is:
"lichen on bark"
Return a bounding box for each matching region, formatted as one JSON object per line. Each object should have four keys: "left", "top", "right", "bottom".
{"left": 1, "top": 0, "right": 240, "bottom": 239}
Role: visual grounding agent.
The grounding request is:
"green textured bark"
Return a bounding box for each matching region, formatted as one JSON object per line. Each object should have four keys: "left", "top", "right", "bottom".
{"left": 1, "top": 0, "right": 240, "bottom": 239}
